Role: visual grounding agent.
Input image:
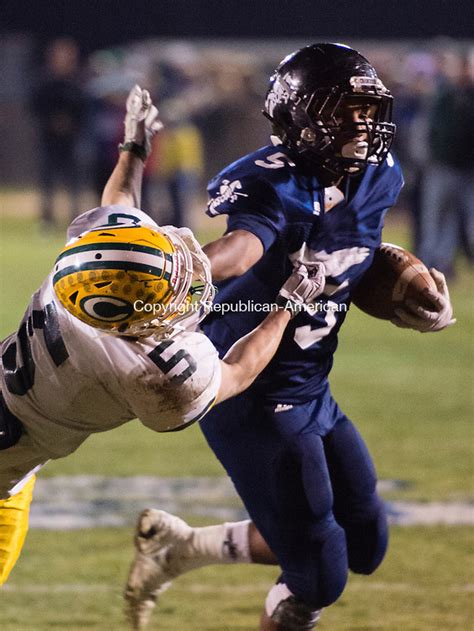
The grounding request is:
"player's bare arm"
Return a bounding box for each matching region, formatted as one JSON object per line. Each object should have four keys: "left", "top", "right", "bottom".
{"left": 101, "top": 151, "right": 145, "bottom": 208}
{"left": 215, "top": 262, "right": 326, "bottom": 403}
{"left": 203, "top": 229, "right": 264, "bottom": 281}
{"left": 101, "top": 85, "right": 162, "bottom": 208}
{"left": 216, "top": 309, "right": 290, "bottom": 403}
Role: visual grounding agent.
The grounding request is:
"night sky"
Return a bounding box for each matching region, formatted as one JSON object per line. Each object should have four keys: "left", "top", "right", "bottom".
{"left": 2, "top": 0, "right": 472, "bottom": 53}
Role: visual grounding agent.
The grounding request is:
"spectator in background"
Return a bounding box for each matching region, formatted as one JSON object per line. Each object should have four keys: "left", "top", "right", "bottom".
{"left": 417, "top": 51, "right": 474, "bottom": 276}
{"left": 193, "top": 60, "right": 268, "bottom": 180}
{"left": 89, "top": 89, "right": 130, "bottom": 200}
{"left": 30, "top": 38, "right": 87, "bottom": 230}
{"left": 143, "top": 59, "right": 206, "bottom": 227}
{"left": 148, "top": 97, "right": 204, "bottom": 228}
{"left": 86, "top": 49, "right": 155, "bottom": 210}
{"left": 392, "top": 53, "right": 437, "bottom": 254}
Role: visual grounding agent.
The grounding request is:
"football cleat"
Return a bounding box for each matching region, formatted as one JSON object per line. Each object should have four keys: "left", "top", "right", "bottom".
{"left": 53, "top": 224, "right": 214, "bottom": 338}
{"left": 124, "top": 509, "right": 194, "bottom": 630}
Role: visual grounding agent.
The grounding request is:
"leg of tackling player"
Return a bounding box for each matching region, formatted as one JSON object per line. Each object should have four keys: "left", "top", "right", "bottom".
{"left": 125, "top": 510, "right": 254, "bottom": 629}
{"left": 0, "top": 475, "right": 36, "bottom": 585}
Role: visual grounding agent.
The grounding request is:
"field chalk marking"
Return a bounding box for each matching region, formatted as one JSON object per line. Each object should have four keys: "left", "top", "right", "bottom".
{"left": 29, "top": 476, "right": 473, "bottom": 529}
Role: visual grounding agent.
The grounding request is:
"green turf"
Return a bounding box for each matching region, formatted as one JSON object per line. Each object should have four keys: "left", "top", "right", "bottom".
{"left": 2, "top": 526, "right": 473, "bottom": 630}
{"left": 1, "top": 211, "right": 473, "bottom": 630}
{"left": 1, "top": 214, "right": 472, "bottom": 500}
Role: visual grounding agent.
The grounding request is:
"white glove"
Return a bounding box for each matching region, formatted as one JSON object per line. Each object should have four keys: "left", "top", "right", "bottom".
{"left": 277, "top": 262, "right": 326, "bottom": 316}
{"left": 121, "top": 85, "right": 163, "bottom": 160}
{"left": 391, "top": 268, "right": 456, "bottom": 333}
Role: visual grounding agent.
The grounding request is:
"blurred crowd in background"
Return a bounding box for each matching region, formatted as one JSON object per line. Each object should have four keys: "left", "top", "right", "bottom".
{"left": 1, "top": 35, "right": 473, "bottom": 277}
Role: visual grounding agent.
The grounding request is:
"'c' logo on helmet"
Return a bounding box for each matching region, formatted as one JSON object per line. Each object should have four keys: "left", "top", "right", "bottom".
{"left": 80, "top": 296, "right": 134, "bottom": 322}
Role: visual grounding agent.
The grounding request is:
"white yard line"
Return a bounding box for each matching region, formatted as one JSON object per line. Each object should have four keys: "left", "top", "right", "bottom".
{"left": 4, "top": 581, "right": 474, "bottom": 594}
{"left": 29, "top": 476, "right": 474, "bottom": 529}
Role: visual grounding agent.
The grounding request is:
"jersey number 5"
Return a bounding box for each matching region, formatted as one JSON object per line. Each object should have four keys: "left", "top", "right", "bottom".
{"left": 254, "top": 152, "right": 296, "bottom": 169}
{"left": 148, "top": 340, "right": 197, "bottom": 385}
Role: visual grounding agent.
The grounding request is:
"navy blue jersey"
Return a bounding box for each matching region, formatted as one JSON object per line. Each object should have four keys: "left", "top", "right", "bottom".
{"left": 203, "top": 144, "right": 404, "bottom": 402}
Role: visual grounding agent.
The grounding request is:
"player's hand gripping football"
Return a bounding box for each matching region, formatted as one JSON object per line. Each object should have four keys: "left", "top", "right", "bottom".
{"left": 277, "top": 262, "right": 326, "bottom": 317}
{"left": 122, "top": 85, "right": 163, "bottom": 160}
{"left": 391, "top": 268, "right": 456, "bottom": 333}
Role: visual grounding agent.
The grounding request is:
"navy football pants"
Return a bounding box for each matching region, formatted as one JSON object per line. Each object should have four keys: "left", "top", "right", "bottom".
{"left": 200, "top": 384, "right": 388, "bottom": 609}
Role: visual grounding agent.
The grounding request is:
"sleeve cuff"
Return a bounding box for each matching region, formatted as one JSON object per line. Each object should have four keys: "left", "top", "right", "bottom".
{"left": 226, "top": 217, "right": 277, "bottom": 252}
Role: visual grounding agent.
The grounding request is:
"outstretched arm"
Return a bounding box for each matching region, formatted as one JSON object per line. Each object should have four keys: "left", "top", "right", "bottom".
{"left": 101, "top": 151, "right": 145, "bottom": 208}
{"left": 215, "top": 263, "right": 326, "bottom": 403}
{"left": 216, "top": 308, "right": 290, "bottom": 403}
{"left": 101, "top": 85, "right": 162, "bottom": 208}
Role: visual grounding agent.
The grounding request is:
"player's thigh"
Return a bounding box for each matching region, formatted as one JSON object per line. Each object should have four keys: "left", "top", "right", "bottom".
{"left": 323, "top": 415, "right": 389, "bottom": 574}
{"left": 201, "top": 393, "right": 338, "bottom": 553}
{"left": 323, "top": 415, "right": 379, "bottom": 515}
{"left": 0, "top": 435, "right": 46, "bottom": 498}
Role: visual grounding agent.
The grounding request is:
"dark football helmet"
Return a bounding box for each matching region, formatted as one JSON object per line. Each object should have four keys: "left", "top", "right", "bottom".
{"left": 263, "top": 43, "right": 396, "bottom": 178}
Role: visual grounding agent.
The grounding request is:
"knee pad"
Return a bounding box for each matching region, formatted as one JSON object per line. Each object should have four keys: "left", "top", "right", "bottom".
{"left": 346, "top": 496, "right": 388, "bottom": 575}
{"left": 309, "top": 521, "right": 348, "bottom": 606}
{"left": 282, "top": 518, "right": 348, "bottom": 609}
{"left": 266, "top": 583, "right": 322, "bottom": 630}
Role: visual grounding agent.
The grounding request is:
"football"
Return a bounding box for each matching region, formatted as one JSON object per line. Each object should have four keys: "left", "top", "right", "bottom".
{"left": 351, "top": 243, "right": 437, "bottom": 320}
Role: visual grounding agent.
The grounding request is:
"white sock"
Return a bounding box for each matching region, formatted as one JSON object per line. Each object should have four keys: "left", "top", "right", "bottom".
{"left": 266, "top": 583, "right": 322, "bottom": 629}
{"left": 174, "top": 520, "right": 252, "bottom": 574}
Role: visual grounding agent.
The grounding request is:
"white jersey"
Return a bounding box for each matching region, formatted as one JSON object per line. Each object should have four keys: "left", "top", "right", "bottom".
{"left": 0, "top": 206, "right": 221, "bottom": 461}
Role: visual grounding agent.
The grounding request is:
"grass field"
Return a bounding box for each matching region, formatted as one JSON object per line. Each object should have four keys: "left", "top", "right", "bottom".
{"left": 1, "top": 207, "right": 473, "bottom": 630}
{"left": 2, "top": 526, "right": 472, "bottom": 631}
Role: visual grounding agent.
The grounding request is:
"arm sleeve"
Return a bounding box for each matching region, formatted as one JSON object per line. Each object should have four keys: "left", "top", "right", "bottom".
{"left": 206, "top": 175, "right": 286, "bottom": 252}
{"left": 120, "top": 333, "right": 222, "bottom": 433}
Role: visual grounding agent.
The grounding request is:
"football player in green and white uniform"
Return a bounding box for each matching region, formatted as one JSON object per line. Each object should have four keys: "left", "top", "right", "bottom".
{"left": 0, "top": 86, "right": 326, "bottom": 585}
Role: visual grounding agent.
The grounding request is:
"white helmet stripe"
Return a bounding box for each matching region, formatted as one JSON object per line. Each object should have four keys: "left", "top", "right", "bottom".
{"left": 55, "top": 249, "right": 166, "bottom": 276}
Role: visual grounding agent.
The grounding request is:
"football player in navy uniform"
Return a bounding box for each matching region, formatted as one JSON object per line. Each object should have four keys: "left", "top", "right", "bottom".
{"left": 0, "top": 86, "right": 327, "bottom": 588}
{"left": 125, "top": 45, "right": 454, "bottom": 630}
